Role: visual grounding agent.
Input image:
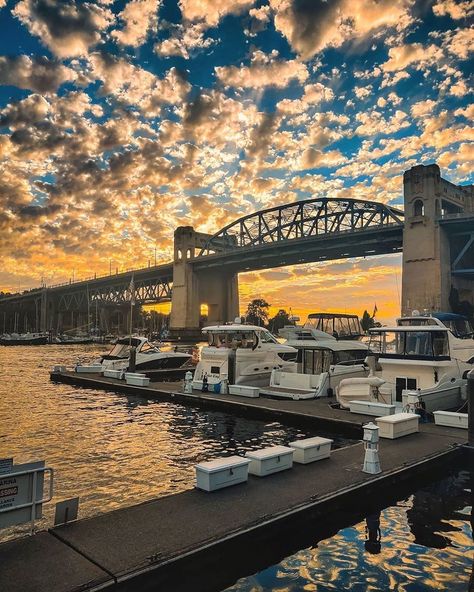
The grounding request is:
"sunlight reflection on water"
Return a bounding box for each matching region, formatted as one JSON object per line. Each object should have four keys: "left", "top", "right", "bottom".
{"left": 0, "top": 343, "right": 344, "bottom": 541}
{"left": 225, "top": 470, "right": 474, "bottom": 592}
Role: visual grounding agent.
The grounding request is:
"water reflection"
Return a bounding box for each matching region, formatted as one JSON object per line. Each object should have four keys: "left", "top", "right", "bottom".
{"left": 225, "top": 468, "right": 474, "bottom": 592}
{"left": 0, "top": 344, "right": 344, "bottom": 542}
{"left": 364, "top": 512, "right": 381, "bottom": 555}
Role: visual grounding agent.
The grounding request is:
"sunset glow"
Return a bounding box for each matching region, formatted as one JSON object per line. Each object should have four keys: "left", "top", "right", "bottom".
{"left": 0, "top": 0, "right": 472, "bottom": 323}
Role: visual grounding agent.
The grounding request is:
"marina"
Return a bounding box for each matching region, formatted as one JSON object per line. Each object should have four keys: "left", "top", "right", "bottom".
{"left": 0, "top": 1, "right": 473, "bottom": 587}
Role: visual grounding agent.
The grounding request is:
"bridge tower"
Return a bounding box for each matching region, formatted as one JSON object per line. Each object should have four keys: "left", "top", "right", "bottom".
{"left": 170, "top": 227, "right": 239, "bottom": 337}
{"left": 402, "top": 163, "right": 474, "bottom": 316}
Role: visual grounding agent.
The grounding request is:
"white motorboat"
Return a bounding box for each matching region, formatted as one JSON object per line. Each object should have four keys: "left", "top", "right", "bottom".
{"left": 337, "top": 313, "right": 474, "bottom": 412}
{"left": 194, "top": 323, "right": 297, "bottom": 387}
{"left": 0, "top": 332, "right": 48, "bottom": 346}
{"left": 99, "top": 336, "right": 192, "bottom": 372}
{"left": 262, "top": 326, "right": 370, "bottom": 400}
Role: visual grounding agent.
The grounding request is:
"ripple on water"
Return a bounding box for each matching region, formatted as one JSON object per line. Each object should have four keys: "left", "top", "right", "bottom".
{"left": 0, "top": 344, "right": 341, "bottom": 541}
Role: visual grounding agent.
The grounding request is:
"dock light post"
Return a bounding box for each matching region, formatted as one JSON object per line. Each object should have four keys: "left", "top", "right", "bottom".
{"left": 362, "top": 422, "right": 382, "bottom": 475}
{"left": 183, "top": 371, "right": 193, "bottom": 394}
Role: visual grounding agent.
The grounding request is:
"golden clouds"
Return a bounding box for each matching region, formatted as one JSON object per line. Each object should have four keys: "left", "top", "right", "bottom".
{"left": 179, "top": 0, "right": 255, "bottom": 27}
{"left": 216, "top": 50, "right": 308, "bottom": 89}
{"left": 13, "top": 0, "right": 114, "bottom": 58}
{"left": 270, "top": 0, "right": 414, "bottom": 60}
{"left": 112, "top": 0, "right": 160, "bottom": 47}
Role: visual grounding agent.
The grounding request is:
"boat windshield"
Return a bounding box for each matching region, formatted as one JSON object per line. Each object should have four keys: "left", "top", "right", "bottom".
{"left": 369, "top": 330, "right": 450, "bottom": 359}
{"left": 305, "top": 314, "right": 362, "bottom": 338}
{"left": 207, "top": 331, "right": 258, "bottom": 349}
{"left": 108, "top": 343, "right": 132, "bottom": 358}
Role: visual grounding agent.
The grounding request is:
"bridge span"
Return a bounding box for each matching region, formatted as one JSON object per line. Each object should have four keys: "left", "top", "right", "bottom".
{"left": 1, "top": 164, "right": 473, "bottom": 335}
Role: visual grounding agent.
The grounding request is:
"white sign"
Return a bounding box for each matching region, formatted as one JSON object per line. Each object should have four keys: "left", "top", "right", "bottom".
{"left": 0, "top": 458, "right": 13, "bottom": 475}
{"left": 0, "top": 461, "right": 46, "bottom": 530}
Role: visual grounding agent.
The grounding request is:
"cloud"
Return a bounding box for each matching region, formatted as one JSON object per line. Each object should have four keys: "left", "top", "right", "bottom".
{"left": 155, "top": 22, "right": 215, "bottom": 58}
{"left": 433, "top": 0, "right": 474, "bottom": 20}
{"left": 179, "top": 0, "right": 255, "bottom": 27}
{"left": 269, "top": 0, "right": 414, "bottom": 60}
{"left": 444, "top": 27, "right": 474, "bottom": 59}
{"left": 300, "top": 148, "right": 346, "bottom": 169}
{"left": 0, "top": 94, "right": 50, "bottom": 128}
{"left": 355, "top": 109, "right": 409, "bottom": 136}
{"left": 381, "top": 42, "right": 443, "bottom": 72}
{"left": 0, "top": 55, "right": 76, "bottom": 92}
{"left": 216, "top": 50, "right": 308, "bottom": 89}
{"left": 112, "top": 0, "right": 160, "bottom": 47}
{"left": 13, "top": 0, "right": 114, "bottom": 58}
{"left": 410, "top": 99, "right": 437, "bottom": 118}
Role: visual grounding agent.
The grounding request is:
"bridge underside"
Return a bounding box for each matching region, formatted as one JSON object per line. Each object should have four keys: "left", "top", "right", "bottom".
{"left": 192, "top": 227, "right": 403, "bottom": 273}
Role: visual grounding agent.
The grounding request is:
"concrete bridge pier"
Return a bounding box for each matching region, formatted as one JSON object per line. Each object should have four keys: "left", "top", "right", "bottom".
{"left": 170, "top": 227, "right": 239, "bottom": 339}
{"left": 402, "top": 164, "right": 474, "bottom": 315}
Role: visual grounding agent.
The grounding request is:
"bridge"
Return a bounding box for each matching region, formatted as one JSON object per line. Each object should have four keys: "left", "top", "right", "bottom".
{"left": 1, "top": 164, "right": 473, "bottom": 335}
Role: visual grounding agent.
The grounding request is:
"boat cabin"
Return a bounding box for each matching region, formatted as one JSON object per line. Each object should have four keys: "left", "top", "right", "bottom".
{"left": 304, "top": 313, "right": 363, "bottom": 340}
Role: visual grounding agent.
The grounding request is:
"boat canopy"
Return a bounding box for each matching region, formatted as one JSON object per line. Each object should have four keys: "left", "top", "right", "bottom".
{"left": 203, "top": 325, "right": 278, "bottom": 348}
{"left": 369, "top": 327, "right": 450, "bottom": 360}
{"left": 304, "top": 313, "right": 363, "bottom": 339}
{"left": 397, "top": 312, "right": 473, "bottom": 338}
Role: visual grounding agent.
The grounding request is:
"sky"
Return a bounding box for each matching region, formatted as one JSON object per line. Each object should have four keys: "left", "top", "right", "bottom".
{"left": 0, "top": 0, "right": 472, "bottom": 323}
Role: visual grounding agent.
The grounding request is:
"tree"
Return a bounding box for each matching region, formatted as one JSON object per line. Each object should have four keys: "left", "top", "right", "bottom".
{"left": 268, "top": 309, "right": 292, "bottom": 333}
{"left": 360, "top": 310, "right": 376, "bottom": 333}
{"left": 245, "top": 298, "right": 270, "bottom": 326}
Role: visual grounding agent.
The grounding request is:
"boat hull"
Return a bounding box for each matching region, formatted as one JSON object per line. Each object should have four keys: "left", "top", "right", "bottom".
{"left": 0, "top": 337, "right": 48, "bottom": 346}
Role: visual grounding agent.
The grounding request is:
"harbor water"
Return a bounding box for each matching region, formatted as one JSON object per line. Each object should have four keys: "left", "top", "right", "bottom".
{"left": 0, "top": 343, "right": 338, "bottom": 541}
{"left": 0, "top": 344, "right": 472, "bottom": 591}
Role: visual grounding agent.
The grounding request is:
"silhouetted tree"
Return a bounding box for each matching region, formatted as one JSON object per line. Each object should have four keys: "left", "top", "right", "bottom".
{"left": 246, "top": 298, "right": 270, "bottom": 326}
{"left": 268, "top": 309, "right": 291, "bottom": 333}
{"left": 361, "top": 310, "right": 376, "bottom": 333}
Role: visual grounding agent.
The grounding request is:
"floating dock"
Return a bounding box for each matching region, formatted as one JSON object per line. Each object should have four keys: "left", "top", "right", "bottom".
{"left": 0, "top": 371, "right": 470, "bottom": 592}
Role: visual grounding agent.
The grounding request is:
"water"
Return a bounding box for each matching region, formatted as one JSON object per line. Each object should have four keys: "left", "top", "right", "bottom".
{"left": 0, "top": 344, "right": 339, "bottom": 541}
{"left": 1, "top": 345, "right": 472, "bottom": 591}
{"left": 224, "top": 468, "right": 474, "bottom": 592}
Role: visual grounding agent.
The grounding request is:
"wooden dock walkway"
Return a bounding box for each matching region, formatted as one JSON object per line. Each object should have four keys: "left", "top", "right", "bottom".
{"left": 0, "top": 371, "right": 469, "bottom": 592}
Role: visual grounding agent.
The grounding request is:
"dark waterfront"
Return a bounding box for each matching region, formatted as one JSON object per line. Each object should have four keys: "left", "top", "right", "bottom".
{"left": 0, "top": 344, "right": 472, "bottom": 591}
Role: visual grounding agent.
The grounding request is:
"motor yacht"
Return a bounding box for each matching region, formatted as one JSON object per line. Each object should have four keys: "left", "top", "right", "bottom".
{"left": 194, "top": 323, "right": 297, "bottom": 387}
{"left": 262, "top": 326, "right": 370, "bottom": 400}
{"left": 337, "top": 313, "right": 474, "bottom": 412}
{"left": 99, "top": 336, "right": 192, "bottom": 372}
{"left": 0, "top": 332, "right": 48, "bottom": 346}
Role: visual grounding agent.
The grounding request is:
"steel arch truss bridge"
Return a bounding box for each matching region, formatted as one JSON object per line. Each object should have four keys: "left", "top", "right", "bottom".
{"left": 57, "top": 277, "right": 172, "bottom": 310}
{"left": 196, "top": 198, "right": 404, "bottom": 271}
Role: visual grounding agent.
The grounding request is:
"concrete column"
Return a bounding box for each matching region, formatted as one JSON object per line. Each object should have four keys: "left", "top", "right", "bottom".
{"left": 170, "top": 226, "right": 240, "bottom": 334}
{"left": 199, "top": 270, "right": 239, "bottom": 326}
{"left": 402, "top": 164, "right": 474, "bottom": 316}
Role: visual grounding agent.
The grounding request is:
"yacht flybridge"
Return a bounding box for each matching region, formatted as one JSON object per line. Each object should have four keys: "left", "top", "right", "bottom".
{"left": 194, "top": 324, "right": 297, "bottom": 387}
{"left": 261, "top": 326, "right": 370, "bottom": 400}
{"left": 99, "top": 337, "right": 192, "bottom": 372}
{"left": 337, "top": 313, "right": 474, "bottom": 412}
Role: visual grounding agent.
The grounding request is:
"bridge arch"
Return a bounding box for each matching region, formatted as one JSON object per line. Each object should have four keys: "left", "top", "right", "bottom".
{"left": 198, "top": 197, "right": 404, "bottom": 255}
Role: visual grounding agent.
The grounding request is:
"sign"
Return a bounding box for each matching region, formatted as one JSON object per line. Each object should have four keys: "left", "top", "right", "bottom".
{"left": 0, "top": 461, "right": 46, "bottom": 530}
{"left": 0, "top": 458, "right": 13, "bottom": 475}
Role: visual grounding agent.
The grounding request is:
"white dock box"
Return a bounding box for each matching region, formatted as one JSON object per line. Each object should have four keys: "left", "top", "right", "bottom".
{"left": 229, "top": 385, "right": 260, "bottom": 398}
{"left": 288, "top": 436, "right": 333, "bottom": 464}
{"left": 103, "top": 369, "right": 123, "bottom": 379}
{"left": 349, "top": 400, "right": 396, "bottom": 417}
{"left": 75, "top": 365, "right": 103, "bottom": 373}
{"left": 433, "top": 411, "right": 468, "bottom": 429}
{"left": 376, "top": 413, "right": 419, "bottom": 439}
{"left": 195, "top": 456, "right": 250, "bottom": 492}
{"left": 245, "top": 446, "right": 294, "bottom": 477}
{"left": 125, "top": 372, "right": 150, "bottom": 386}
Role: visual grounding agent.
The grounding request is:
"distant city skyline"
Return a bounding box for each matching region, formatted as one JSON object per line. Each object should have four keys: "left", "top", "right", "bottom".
{"left": 0, "top": 0, "right": 472, "bottom": 322}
